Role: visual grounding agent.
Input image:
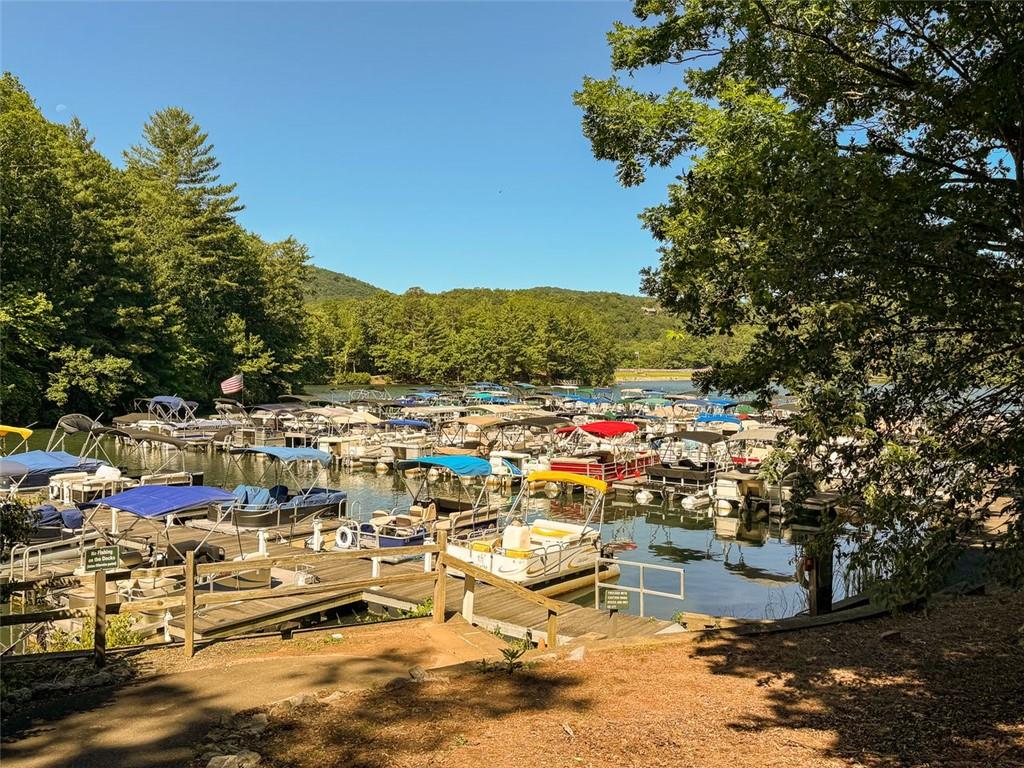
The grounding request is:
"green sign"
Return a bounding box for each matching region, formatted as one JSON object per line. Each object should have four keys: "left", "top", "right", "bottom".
{"left": 604, "top": 589, "right": 630, "bottom": 610}
{"left": 85, "top": 545, "right": 120, "bottom": 573}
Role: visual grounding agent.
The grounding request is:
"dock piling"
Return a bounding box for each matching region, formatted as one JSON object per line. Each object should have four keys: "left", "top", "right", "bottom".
{"left": 92, "top": 569, "right": 106, "bottom": 668}
{"left": 432, "top": 529, "right": 448, "bottom": 623}
{"left": 184, "top": 550, "right": 196, "bottom": 658}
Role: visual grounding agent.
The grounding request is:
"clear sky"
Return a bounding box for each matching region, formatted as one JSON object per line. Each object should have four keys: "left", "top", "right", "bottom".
{"left": 2, "top": 1, "right": 681, "bottom": 294}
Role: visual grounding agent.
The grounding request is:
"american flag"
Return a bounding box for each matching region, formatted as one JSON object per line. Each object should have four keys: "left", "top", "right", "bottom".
{"left": 220, "top": 373, "right": 244, "bottom": 394}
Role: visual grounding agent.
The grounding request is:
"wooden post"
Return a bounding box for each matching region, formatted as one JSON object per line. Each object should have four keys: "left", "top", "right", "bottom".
{"left": 92, "top": 569, "right": 107, "bottom": 669}
{"left": 184, "top": 550, "right": 196, "bottom": 658}
{"left": 546, "top": 609, "right": 558, "bottom": 649}
{"left": 461, "top": 573, "right": 476, "bottom": 623}
{"left": 807, "top": 542, "right": 834, "bottom": 617}
{"left": 432, "top": 529, "right": 447, "bottom": 624}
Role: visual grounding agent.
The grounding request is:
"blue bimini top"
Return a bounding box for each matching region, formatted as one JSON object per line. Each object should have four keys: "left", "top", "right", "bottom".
{"left": 81, "top": 485, "right": 235, "bottom": 518}
{"left": 395, "top": 455, "right": 492, "bottom": 477}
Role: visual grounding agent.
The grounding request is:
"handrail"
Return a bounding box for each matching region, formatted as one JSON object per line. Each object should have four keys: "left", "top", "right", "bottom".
{"left": 438, "top": 552, "right": 561, "bottom": 613}
{"left": 194, "top": 542, "right": 439, "bottom": 576}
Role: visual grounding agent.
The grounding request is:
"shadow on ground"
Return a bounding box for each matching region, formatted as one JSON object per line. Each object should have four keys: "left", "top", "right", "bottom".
{"left": 690, "top": 591, "right": 1024, "bottom": 766}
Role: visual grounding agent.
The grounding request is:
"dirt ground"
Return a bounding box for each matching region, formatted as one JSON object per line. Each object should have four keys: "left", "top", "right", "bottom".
{"left": 251, "top": 591, "right": 1024, "bottom": 768}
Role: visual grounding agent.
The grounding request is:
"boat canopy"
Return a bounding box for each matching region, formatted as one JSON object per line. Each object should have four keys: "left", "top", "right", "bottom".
{"left": 555, "top": 420, "right": 638, "bottom": 438}
{"left": 651, "top": 430, "right": 727, "bottom": 446}
{"left": 93, "top": 427, "right": 191, "bottom": 449}
{"left": 0, "top": 425, "right": 32, "bottom": 440}
{"left": 500, "top": 416, "right": 573, "bottom": 429}
{"left": 455, "top": 415, "right": 505, "bottom": 428}
{"left": 301, "top": 406, "right": 355, "bottom": 418}
{"left": 527, "top": 470, "right": 607, "bottom": 494}
{"left": 727, "top": 427, "right": 782, "bottom": 442}
{"left": 0, "top": 450, "right": 94, "bottom": 479}
{"left": 694, "top": 413, "right": 743, "bottom": 426}
{"left": 82, "top": 485, "right": 235, "bottom": 518}
{"left": 387, "top": 418, "right": 430, "bottom": 429}
{"left": 233, "top": 446, "right": 333, "bottom": 465}
{"left": 396, "top": 455, "right": 492, "bottom": 477}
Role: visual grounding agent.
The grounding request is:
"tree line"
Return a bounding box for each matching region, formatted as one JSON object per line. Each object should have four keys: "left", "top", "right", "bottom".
{"left": 1, "top": 73, "right": 747, "bottom": 424}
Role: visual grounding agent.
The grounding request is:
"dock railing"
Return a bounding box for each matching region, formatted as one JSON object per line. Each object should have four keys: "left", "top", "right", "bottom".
{"left": 594, "top": 557, "right": 685, "bottom": 618}
{"left": 1, "top": 530, "right": 566, "bottom": 663}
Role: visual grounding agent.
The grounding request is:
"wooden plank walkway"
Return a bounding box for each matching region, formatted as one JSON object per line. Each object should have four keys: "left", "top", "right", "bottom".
{"left": 16, "top": 513, "right": 682, "bottom": 644}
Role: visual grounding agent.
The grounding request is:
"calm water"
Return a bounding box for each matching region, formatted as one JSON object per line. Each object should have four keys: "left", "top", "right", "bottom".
{"left": 18, "top": 381, "right": 838, "bottom": 620}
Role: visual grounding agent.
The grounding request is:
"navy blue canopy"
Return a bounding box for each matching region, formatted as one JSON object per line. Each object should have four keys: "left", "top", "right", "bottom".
{"left": 396, "top": 455, "right": 492, "bottom": 477}
{"left": 235, "top": 446, "right": 333, "bottom": 465}
{"left": 82, "top": 486, "right": 235, "bottom": 518}
{"left": 387, "top": 418, "right": 431, "bottom": 430}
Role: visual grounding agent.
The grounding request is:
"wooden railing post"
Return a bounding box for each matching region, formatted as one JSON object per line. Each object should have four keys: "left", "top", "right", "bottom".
{"left": 184, "top": 550, "right": 196, "bottom": 658}
{"left": 92, "top": 569, "right": 106, "bottom": 668}
{"left": 432, "top": 529, "right": 447, "bottom": 624}
{"left": 461, "top": 573, "right": 476, "bottom": 624}
{"left": 546, "top": 609, "right": 558, "bottom": 649}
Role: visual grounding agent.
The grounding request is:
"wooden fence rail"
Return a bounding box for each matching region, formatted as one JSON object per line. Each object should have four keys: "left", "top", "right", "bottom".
{"left": 3, "top": 536, "right": 565, "bottom": 661}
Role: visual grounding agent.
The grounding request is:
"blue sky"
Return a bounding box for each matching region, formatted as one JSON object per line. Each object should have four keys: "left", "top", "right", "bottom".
{"left": 3, "top": 1, "right": 681, "bottom": 294}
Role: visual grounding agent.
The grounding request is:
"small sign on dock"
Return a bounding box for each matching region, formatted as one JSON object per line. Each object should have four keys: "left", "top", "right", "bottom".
{"left": 604, "top": 589, "right": 630, "bottom": 611}
{"left": 85, "top": 545, "right": 120, "bottom": 573}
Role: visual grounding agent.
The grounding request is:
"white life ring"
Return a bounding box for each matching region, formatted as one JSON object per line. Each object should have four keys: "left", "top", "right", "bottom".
{"left": 335, "top": 525, "right": 355, "bottom": 550}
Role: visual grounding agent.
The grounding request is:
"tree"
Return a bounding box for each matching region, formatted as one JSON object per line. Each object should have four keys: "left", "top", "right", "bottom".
{"left": 576, "top": 2, "right": 1024, "bottom": 598}
{"left": 0, "top": 497, "right": 34, "bottom": 561}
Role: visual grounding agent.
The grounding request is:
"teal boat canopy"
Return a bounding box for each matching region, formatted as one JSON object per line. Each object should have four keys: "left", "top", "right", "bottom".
{"left": 396, "top": 455, "right": 492, "bottom": 477}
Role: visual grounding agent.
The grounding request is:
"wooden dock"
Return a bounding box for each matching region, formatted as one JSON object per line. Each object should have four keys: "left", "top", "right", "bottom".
{"left": 12, "top": 513, "right": 683, "bottom": 646}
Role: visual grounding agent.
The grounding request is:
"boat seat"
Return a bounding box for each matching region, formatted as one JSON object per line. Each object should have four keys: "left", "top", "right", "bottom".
{"left": 530, "top": 526, "right": 576, "bottom": 539}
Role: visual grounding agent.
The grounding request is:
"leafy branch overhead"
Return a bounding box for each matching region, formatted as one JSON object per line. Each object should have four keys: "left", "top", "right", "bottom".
{"left": 576, "top": 1, "right": 1024, "bottom": 597}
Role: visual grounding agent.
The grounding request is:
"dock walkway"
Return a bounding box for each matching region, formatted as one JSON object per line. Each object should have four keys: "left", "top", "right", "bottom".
{"left": 15, "top": 513, "right": 683, "bottom": 645}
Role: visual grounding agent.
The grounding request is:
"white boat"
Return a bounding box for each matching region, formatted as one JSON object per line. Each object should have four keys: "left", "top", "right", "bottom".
{"left": 445, "top": 470, "right": 607, "bottom": 585}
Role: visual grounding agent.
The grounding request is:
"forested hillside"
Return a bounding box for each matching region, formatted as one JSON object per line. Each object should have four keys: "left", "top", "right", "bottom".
{"left": 307, "top": 266, "right": 382, "bottom": 302}
{"left": 1, "top": 74, "right": 751, "bottom": 422}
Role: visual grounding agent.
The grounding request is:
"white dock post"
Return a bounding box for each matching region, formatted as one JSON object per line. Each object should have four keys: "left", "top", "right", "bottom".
{"left": 371, "top": 556, "right": 380, "bottom": 579}
{"left": 257, "top": 528, "right": 268, "bottom": 556}
{"left": 311, "top": 520, "right": 323, "bottom": 552}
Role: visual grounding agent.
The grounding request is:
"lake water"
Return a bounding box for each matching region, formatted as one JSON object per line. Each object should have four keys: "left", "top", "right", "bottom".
{"left": 16, "top": 382, "right": 846, "bottom": 621}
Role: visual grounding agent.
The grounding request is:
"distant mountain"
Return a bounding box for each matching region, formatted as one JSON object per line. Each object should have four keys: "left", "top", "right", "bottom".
{"left": 307, "top": 265, "right": 385, "bottom": 302}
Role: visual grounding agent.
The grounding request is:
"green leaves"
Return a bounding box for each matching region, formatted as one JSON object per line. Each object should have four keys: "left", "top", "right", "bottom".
{"left": 578, "top": 2, "right": 1024, "bottom": 598}
{"left": 0, "top": 76, "right": 311, "bottom": 419}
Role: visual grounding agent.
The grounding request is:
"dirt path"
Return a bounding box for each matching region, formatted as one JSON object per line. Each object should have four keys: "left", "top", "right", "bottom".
{"left": 1, "top": 618, "right": 506, "bottom": 768}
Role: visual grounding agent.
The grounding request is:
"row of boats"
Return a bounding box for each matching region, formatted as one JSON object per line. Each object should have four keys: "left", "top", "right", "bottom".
{"left": 1, "top": 384, "right": 834, "bottom": 646}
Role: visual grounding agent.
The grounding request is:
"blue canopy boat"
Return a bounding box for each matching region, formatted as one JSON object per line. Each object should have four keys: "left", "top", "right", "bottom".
{"left": 0, "top": 450, "right": 107, "bottom": 493}
{"left": 336, "top": 455, "right": 504, "bottom": 550}
{"left": 81, "top": 485, "right": 237, "bottom": 565}
{"left": 213, "top": 446, "right": 347, "bottom": 528}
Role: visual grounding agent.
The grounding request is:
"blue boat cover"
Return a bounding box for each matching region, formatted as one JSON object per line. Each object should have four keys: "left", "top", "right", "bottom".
{"left": 81, "top": 486, "right": 235, "bottom": 517}
{"left": 695, "top": 413, "right": 742, "bottom": 425}
{"left": 0, "top": 450, "right": 98, "bottom": 479}
{"left": 387, "top": 418, "right": 431, "bottom": 429}
{"left": 501, "top": 458, "right": 523, "bottom": 477}
{"left": 231, "top": 484, "right": 273, "bottom": 507}
{"left": 396, "top": 455, "right": 492, "bottom": 477}
{"left": 32, "top": 504, "right": 86, "bottom": 529}
{"left": 237, "top": 446, "right": 333, "bottom": 465}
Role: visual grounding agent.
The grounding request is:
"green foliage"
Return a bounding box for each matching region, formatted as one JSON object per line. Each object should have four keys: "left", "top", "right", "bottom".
{"left": 499, "top": 643, "right": 527, "bottom": 675}
{"left": 0, "top": 76, "right": 312, "bottom": 420}
{"left": 307, "top": 266, "right": 383, "bottom": 302}
{"left": 576, "top": 2, "right": 1024, "bottom": 598}
{"left": 0, "top": 496, "right": 34, "bottom": 561}
{"left": 45, "top": 613, "right": 141, "bottom": 652}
